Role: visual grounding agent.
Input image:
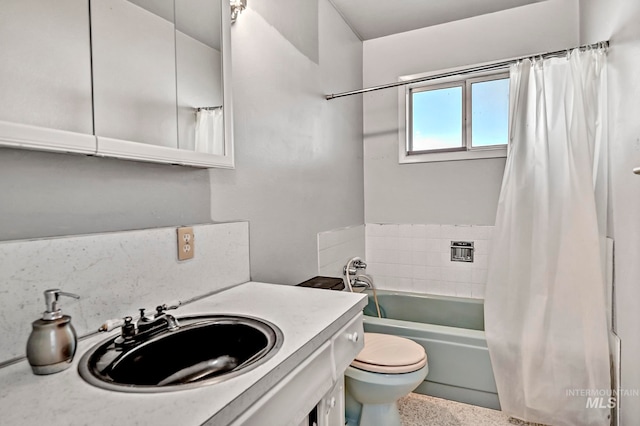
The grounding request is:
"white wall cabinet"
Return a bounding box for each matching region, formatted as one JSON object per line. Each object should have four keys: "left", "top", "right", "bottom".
{"left": 0, "top": 0, "right": 234, "bottom": 169}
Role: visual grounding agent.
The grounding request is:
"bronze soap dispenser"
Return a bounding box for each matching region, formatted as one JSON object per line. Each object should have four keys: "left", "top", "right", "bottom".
{"left": 26, "top": 289, "right": 80, "bottom": 375}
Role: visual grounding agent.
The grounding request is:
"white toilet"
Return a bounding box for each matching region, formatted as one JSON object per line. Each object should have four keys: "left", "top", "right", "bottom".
{"left": 344, "top": 333, "right": 429, "bottom": 426}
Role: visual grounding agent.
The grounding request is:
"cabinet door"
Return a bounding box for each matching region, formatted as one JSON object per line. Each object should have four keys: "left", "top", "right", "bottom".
{"left": 0, "top": 0, "right": 95, "bottom": 153}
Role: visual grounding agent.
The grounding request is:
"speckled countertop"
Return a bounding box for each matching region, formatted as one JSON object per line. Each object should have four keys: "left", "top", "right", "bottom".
{"left": 0, "top": 282, "right": 367, "bottom": 426}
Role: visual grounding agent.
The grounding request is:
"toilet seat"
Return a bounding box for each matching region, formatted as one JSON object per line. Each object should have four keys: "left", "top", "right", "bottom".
{"left": 350, "top": 333, "right": 427, "bottom": 374}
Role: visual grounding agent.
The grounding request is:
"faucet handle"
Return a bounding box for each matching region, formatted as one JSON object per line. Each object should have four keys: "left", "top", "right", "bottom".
{"left": 353, "top": 259, "right": 367, "bottom": 269}
{"left": 154, "top": 299, "right": 182, "bottom": 318}
{"left": 343, "top": 266, "right": 357, "bottom": 276}
{"left": 162, "top": 300, "right": 181, "bottom": 311}
{"left": 121, "top": 316, "right": 136, "bottom": 339}
{"left": 139, "top": 308, "right": 152, "bottom": 323}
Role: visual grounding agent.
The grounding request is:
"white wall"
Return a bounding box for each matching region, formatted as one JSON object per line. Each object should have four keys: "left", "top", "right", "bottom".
{"left": 251, "top": 0, "right": 319, "bottom": 63}
{"left": 0, "top": 148, "right": 212, "bottom": 241}
{"left": 579, "top": 0, "right": 640, "bottom": 422}
{"left": 363, "top": 0, "right": 579, "bottom": 225}
{"left": 208, "top": 0, "right": 364, "bottom": 285}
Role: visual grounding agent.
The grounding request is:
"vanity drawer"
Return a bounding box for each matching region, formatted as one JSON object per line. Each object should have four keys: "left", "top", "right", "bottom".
{"left": 332, "top": 312, "right": 364, "bottom": 374}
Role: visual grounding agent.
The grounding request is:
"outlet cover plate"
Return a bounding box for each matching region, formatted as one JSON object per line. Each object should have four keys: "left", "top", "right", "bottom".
{"left": 177, "top": 227, "right": 195, "bottom": 261}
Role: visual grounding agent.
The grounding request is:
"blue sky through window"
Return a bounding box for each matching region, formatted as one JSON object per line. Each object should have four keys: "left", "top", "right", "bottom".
{"left": 471, "top": 78, "right": 509, "bottom": 147}
{"left": 412, "top": 86, "right": 462, "bottom": 151}
{"left": 411, "top": 77, "right": 509, "bottom": 152}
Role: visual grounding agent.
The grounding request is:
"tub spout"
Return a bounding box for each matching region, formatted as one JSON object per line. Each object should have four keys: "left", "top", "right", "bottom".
{"left": 353, "top": 274, "right": 374, "bottom": 290}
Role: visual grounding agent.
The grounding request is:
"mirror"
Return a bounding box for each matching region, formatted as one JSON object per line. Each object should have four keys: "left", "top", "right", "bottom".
{"left": 91, "top": 0, "right": 178, "bottom": 148}
{"left": 175, "top": 0, "right": 225, "bottom": 156}
{"left": 90, "top": 0, "right": 233, "bottom": 167}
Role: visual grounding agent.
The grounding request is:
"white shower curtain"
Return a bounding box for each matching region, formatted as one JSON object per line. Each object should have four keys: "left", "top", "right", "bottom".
{"left": 485, "top": 48, "right": 610, "bottom": 426}
{"left": 195, "top": 108, "right": 224, "bottom": 155}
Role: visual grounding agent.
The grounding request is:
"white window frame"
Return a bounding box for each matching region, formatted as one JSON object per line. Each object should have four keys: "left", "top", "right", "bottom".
{"left": 399, "top": 69, "right": 509, "bottom": 164}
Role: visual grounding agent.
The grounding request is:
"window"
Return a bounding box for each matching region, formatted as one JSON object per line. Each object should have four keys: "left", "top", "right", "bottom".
{"left": 401, "top": 71, "right": 509, "bottom": 163}
{"left": 412, "top": 85, "right": 463, "bottom": 151}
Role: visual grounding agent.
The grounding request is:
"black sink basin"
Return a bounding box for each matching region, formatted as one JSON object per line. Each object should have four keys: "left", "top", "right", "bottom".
{"left": 78, "top": 315, "right": 283, "bottom": 393}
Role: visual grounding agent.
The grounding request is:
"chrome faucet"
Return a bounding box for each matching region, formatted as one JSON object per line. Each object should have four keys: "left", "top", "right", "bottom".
{"left": 116, "top": 305, "right": 180, "bottom": 348}
{"left": 343, "top": 259, "right": 367, "bottom": 276}
{"left": 138, "top": 306, "right": 179, "bottom": 332}
{"left": 343, "top": 257, "right": 369, "bottom": 292}
{"left": 353, "top": 273, "right": 373, "bottom": 289}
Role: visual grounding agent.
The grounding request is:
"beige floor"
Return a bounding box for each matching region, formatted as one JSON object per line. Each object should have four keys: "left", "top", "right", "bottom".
{"left": 398, "top": 393, "right": 515, "bottom": 426}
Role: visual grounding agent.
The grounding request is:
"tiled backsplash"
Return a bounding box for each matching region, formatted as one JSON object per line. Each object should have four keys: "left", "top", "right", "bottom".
{"left": 365, "top": 224, "right": 494, "bottom": 299}
{"left": 317, "top": 225, "right": 365, "bottom": 278}
{"left": 0, "top": 222, "right": 250, "bottom": 363}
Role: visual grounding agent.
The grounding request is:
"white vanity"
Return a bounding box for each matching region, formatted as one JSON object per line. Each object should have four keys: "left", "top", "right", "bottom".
{"left": 0, "top": 282, "right": 366, "bottom": 425}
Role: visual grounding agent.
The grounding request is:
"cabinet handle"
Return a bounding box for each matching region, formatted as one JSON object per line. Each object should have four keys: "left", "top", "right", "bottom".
{"left": 347, "top": 332, "right": 359, "bottom": 342}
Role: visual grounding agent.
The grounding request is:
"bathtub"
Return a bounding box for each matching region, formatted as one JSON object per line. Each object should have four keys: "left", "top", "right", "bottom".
{"left": 362, "top": 289, "right": 500, "bottom": 410}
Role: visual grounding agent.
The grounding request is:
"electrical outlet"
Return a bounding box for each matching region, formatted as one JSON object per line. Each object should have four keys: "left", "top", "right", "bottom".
{"left": 177, "top": 227, "right": 195, "bottom": 261}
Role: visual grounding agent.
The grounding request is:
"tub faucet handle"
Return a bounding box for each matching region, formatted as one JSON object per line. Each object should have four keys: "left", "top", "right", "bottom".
{"left": 353, "top": 259, "right": 367, "bottom": 269}
{"left": 344, "top": 266, "right": 357, "bottom": 276}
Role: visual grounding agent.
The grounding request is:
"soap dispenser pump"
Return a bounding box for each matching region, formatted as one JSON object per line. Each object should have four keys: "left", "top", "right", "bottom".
{"left": 26, "top": 289, "right": 80, "bottom": 375}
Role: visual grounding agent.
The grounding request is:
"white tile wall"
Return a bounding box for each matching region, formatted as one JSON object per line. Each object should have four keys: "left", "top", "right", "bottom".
{"left": 0, "top": 222, "right": 250, "bottom": 363}
{"left": 317, "top": 225, "right": 365, "bottom": 278}
{"left": 365, "top": 223, "right": 494, "bottom": 299}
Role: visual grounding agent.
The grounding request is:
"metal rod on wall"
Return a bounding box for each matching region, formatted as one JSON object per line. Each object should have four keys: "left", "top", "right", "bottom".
{"left": 325, "top": 41, "right": 609, "bottom": 100}
{"left": 195, "top": 106, "right": 223, "bottom": 111}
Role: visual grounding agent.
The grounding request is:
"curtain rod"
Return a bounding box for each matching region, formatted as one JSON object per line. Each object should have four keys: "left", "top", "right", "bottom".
{"left": 325, "top": 40, "right": 609, "bottom": 100}
{"left": 195, "top": 106, "right": 223, "bottom": 111}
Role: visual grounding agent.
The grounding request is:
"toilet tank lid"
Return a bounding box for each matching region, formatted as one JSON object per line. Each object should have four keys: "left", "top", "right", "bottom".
{"left": 355, "top": 333, "right": 426, "bottom": 367}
